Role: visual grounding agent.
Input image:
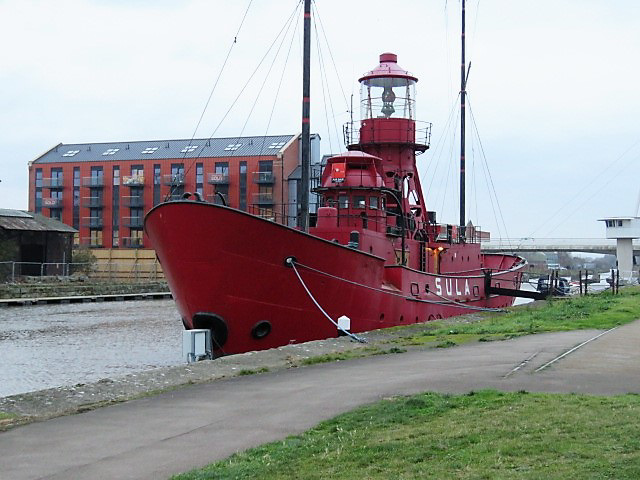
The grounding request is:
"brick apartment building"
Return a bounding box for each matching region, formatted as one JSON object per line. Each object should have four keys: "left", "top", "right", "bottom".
{"left": 28, "top": 134, "right": 320, "bottom": 248}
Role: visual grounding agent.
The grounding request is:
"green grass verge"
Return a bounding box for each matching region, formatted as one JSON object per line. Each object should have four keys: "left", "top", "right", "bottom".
{"left": 392, "top": 286, "right": 640, "bottom": 347}
{"left": 172, "top": 390, "right": 640, "bottom": 479}
{"left": 238, "top": 367, "right": 270, "bottom": 376}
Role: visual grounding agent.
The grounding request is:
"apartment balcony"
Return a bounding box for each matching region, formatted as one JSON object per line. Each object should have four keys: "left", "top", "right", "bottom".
{"left": 38, "top": 198, "right": 64, "bottom": 208}
{"left": 81, "top": 217, "right": 103, "bottom": 228}
{"left": 252, "top": 192, "right": 275, "bottom": 206}
{"left": 122, "top": 196, "right": 144, "bottom": 208}
{"left": 122, "top": 216, "right": 144, "bottom": 228}
{"left": 42, "top": 178, "right": 64, "bottom": 188}
{"left": 252, "top": 172, "right": 275, "bottom": 184}
{"left": 81, "top": 197, "right": 104, "bottom": 208}
{"left": 82, "top": 177, "right": 104, "bottom": 187}
{"left": 121, "top": 237, "right": 144, "bottom": 248}
{"left": 207, "top": 173, "right": 230, "bottom": 185}
{"left": 122, "top": 175, "right": 145, "bottom": 187}
{"left": 162, "top": 173, "right": 185, "bottom": 186}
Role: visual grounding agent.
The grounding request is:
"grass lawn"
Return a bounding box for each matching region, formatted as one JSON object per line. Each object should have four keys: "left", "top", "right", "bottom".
{"left": 173, "top": 390, "right": 640, "bottom": 479}
{"left": 389, "top": 286, "right": 640, "bottom": 347}
{"left": 173, "top": 288, "right": 640, "bottom": 479}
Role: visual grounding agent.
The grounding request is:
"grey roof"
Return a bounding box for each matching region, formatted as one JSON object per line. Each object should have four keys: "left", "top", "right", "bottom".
{"left": 0, "top": 210, "right": 77, "bottom": 233}
{"left": 32, "top": 134, "right": 299, "bottom": 164}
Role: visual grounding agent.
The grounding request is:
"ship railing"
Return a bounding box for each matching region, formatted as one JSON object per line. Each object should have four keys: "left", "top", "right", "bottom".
{"left": 343, "top": 119, "right": 432, "bottom": 150}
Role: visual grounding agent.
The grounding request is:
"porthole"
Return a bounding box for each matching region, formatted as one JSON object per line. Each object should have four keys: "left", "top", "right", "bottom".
{"left": 251, "top": 320, "right": 272, "bottom": 340}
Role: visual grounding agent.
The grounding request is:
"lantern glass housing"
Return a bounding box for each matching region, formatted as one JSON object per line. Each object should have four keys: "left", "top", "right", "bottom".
{"left": 360, "top": 77, "right": 416, "bottom": 120}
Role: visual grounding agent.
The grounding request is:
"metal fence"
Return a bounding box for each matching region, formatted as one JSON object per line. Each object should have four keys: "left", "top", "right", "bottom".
{"left": 0, "top": 261, "right": 164, "bottom": 283}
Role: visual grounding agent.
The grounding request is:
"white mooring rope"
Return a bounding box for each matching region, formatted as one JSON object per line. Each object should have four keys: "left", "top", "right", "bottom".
{"left": 287, "top": 258, "right": 366, "bottom": 343}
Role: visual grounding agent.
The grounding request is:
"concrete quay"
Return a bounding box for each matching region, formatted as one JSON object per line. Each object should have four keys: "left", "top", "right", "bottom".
{"left": 1, "top": 318, "right": 640, "bottom": 480}
{"left": 0, "top": 291, "right": 172, "bottom": 307}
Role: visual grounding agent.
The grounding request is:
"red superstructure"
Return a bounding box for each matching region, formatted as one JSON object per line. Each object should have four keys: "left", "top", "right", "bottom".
{"left": 145, "top": 53, "right": 526, "bottom": 356}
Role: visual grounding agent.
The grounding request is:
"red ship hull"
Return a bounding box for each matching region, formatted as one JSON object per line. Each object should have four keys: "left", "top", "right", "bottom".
{"left": 145, "top": 201, "right": 525, "bottom": 356}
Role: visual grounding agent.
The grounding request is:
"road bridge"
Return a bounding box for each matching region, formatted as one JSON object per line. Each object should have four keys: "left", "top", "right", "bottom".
{"left": 481, "top": 238, "right": 640, "bottom": 255}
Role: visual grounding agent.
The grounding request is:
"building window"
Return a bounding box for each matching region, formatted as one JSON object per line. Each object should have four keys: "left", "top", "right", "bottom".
{"left": 181, "top": 145, "right": 199, "bottom": 153}
{"left": 90, "top": 229, "right": 103, "bottom": 247}
{"left": 50, "top": 168, "right": 63, "bottom": 187}
{"left": 141, "top": 147, "right": 159, "bottom": 154}
{"left": 102, "top": 148, "right": 120, "bottom": 156}
{"left": 35, "top": 168, "right": 43, "bottom": 213}
{"left": 239, "top": 161, "right": 247, "bottom": 211}
{"left": 196, "top": 163, "right": 203, "bottom": 196}
{"left": 153, "top": 164, "right": 161, "bottom": 206}
{"left": 224, "top": 143, "right": 242, "bottom": 151}
{"left": 62, "top": 150, "right": 80, "bottom": 157}
{"left": 112, "top": 229, "right": 119, "bottom": 248}
{"left": 369, "top": 197, "right": 379, "bottom": 209}
{"left": 214, "top": 162, "right": 229, "bottom": 205}
{"left": 73, "top": 167, "right": 80, "bottom": 229}
{"left": 113, "top": 166, "right": 120, "bottom": 228}
{"left": 268, "top": 141, "right": 286, "bottom": 149}
{"left": 169, "top": 164, "right": 185, "bottom": 198}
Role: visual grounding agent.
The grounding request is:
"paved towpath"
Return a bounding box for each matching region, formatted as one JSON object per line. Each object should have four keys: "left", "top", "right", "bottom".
{"left": 2, "top": 320, "right": 640, "bottom": 480}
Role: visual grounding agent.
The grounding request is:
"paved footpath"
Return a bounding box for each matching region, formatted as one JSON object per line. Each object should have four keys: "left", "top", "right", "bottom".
{"left": 2, "top": 320, "right": 640, "bottom": 480}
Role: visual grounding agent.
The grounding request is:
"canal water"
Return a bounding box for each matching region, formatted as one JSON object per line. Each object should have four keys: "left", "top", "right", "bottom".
{"left": 0, "top": 300, "right": 183, "bottom": 398}
{"left": 0, "top": 282, "right": 585, "bottom": 398}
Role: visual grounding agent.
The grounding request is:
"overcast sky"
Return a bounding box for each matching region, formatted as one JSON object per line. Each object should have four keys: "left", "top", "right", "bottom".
{"left": 1, "top": 0, "right": 639, "bottom": 239}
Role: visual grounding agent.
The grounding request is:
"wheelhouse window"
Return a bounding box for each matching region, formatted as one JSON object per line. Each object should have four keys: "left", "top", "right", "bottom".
{"left": 369, "top": 197, "right": 379, "bottom": 209}
{"left": 354, "top": 196, "right": 366, "bottom": 209}
{"left": 338, "top": 195, "right": 348, "bottom": 208}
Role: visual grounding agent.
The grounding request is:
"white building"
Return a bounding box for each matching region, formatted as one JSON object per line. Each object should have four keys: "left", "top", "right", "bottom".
{"left": 598, "top": 216, "right": 639, "bottom": 281}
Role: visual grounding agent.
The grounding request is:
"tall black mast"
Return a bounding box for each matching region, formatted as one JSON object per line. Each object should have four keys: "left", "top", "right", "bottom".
{"left": 459, "top": 0, "right": 467, "bottom": 237}
{"left": 299, "top": 0, "right": 311, "bottom": 231}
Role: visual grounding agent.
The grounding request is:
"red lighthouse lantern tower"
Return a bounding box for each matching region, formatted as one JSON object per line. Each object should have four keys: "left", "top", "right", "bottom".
{"left": 331, "top": 53, "right": 432, "bottom": 265}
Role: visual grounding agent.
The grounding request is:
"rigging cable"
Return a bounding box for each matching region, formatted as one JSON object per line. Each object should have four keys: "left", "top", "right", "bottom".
{"left": 168, "top": 0, "right": 303, "bottom": 202}
{"left": 229, "top": 1, "right": 302, "bottom": 151}
{"left": 257, "top": 4, "right": 302, "bottom": 153}
{"left": 312, "top": 1, "right": 351, "bottom": 151}
{"left": 312, "top": 9, "right": 336, "bottom": 154}
{"left": 292, "top": 259, "right": 508, "bottom": 313}
{"left": 287, "top": 258, "right": 367, "bottom": 343}
{"left": 527, "top": 138, "right": 640, "bottom": 238}
{"left": 165, "top": 0, "right": 254, "bottom": 201}
{"left": 204, "top": 2, "right": 302, "bottom": 143}
{"left": 467, "top": 95, "right": 513, "bottom": 247}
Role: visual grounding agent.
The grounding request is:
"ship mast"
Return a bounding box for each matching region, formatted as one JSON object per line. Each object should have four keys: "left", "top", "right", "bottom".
{"left": 299, "top": 0, "right": 311, "bottom": 231}
{"left": 459, "top": 0, "right": 467, "bottom": 239}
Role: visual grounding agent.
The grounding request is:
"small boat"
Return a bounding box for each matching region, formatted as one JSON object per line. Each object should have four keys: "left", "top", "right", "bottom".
{"left": 144, "top": 0, "right": 527, "bottom": 356}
